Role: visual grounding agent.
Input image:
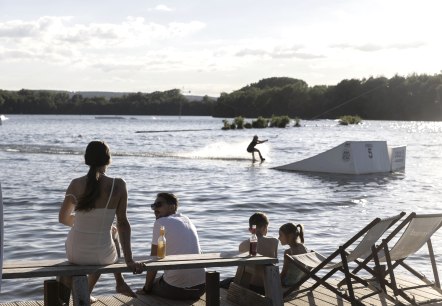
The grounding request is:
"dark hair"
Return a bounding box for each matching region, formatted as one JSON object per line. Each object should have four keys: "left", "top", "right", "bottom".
{"left": 280, "top": 222, "right": 304, "bottom": 243}
{"left": 249, "top": 212, "right": 269, "bottom": 228}
{"left": 76, "top": 141, "right": 111, "bottom": 211}
{"left": 157, "top": 192, "right": 179, "bottom": 208}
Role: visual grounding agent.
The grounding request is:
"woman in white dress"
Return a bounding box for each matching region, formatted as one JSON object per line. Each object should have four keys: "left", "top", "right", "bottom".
{"left": 59, "top": 141, "right": 142, "bottom": 299}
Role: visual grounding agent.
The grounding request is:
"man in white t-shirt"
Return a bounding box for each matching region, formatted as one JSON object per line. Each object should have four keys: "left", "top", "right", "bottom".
{"left": 137, "top": 193, "right": 205, "bottom": 300}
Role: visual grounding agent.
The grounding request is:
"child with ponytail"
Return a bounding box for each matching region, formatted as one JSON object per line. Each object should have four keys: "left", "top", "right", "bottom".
{"left": 278, "top": 223, "right": 308, "bottom": 287}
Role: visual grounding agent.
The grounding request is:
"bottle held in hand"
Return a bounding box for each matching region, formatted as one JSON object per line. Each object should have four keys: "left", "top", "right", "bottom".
{"left": 249, "top": 225, "right": 258, "bottom": 256}
{"left": 157, "top": 226, "right": 166, "bottom": 259}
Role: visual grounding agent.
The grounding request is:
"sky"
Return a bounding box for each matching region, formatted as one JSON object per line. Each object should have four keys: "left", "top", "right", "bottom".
{"left": 0, "top": 0, "right": 441, "bottom": 96}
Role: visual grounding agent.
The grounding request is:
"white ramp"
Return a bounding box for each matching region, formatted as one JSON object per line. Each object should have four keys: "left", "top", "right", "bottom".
{"left": 274, "top": 141, "right": 405, "bottom": 174}
{"left": 389, "top": 146, "right": 406, "bottom": 171}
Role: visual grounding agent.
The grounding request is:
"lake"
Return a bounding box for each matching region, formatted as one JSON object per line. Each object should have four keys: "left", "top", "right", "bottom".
{"left": 0, "top": 115, "right": 441, "bottom": 302}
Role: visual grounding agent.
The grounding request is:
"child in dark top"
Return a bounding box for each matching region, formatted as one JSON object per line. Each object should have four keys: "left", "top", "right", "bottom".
{"left": 247, "top": 135, "right": 268, "bottom": 162}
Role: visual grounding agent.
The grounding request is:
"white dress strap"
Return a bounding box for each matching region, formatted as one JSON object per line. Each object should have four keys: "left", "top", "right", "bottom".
{"left": 104, "top": 178, "right": 115, "bottom": 209}
{"left": 65, "top": 193, "right": 78, "bottom": 203}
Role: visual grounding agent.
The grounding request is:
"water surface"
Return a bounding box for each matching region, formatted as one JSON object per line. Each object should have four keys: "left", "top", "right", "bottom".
{"left": 0, "top": 115, "right": 441, "bottom": 301}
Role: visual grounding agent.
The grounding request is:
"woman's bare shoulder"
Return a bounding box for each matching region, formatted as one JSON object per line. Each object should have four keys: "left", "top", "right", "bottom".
{"left": 114, "top": 177, "right": 126, "bottom": 187}
{"left": 70, "top": 176, "right": 83, "bottom": 183}
{"left": 112, "top": 177, "right": 127, "bottom": 195}
{"left": 68, "top": 176, "right": 86, "bottom": 189}
{"left": 114, "top": 177, "right": 126, "bottom": 183}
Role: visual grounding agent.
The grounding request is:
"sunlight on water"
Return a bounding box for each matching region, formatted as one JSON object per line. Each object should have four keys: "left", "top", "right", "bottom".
{"left": 391, "top": 121, "right": 442, "bottom": 133}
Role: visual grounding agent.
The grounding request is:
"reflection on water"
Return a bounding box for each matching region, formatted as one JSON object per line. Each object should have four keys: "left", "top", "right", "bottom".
{"left": 294, "top": 171, "right": 406, "bottom": 186}
{"left": 1, "top": 116, "right": 442, "bottom": 302}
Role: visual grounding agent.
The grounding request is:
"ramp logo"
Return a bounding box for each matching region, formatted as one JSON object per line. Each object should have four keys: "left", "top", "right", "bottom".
{"left": 342, "top": 149, "right": 351, "bottom": 161}
{"left": 365, "top": 143, "right": 373, "bottom": 159}
{"left": 393, "top": 150, "right": 405, "bottom": 163}
{"left": 342, "top": 142, "right": 351, "bottom": 161}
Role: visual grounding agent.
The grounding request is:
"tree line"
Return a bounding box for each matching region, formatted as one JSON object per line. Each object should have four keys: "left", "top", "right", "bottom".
{"left": 214, "top": 74, "right": 442, "bottom": 120}
{"left": 1, "top": 73, "right": 442, "bottom": 120}
{"left": 0, "top": 89, "right": 212, "bottom": 116}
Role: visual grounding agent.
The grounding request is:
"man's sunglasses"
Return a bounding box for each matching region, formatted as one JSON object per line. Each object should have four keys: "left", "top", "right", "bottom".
{"left": 151, "top": 201, "right": 167, "bottom": 210}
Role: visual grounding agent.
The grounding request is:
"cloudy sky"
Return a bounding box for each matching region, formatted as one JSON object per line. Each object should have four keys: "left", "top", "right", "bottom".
{"left": 0, "top": 0, "right": 441, "bottom": 96}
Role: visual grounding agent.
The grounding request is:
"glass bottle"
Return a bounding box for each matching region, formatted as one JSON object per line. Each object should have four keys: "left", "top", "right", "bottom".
{"left": 249, "top": 225, "right": 258, "bottom": 256}
{"left": 157, "top": 225, "right": 166, "bottom": 259}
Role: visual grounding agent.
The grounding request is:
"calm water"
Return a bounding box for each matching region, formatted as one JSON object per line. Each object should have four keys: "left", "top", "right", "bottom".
{"left": 1, "top": 115, "right": 442, "bottom": 302}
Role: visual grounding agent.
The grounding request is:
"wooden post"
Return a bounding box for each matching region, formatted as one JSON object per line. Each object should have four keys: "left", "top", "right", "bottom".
{"left": 428, "top": 239, "right": 441, "bottom": 288}
{"left": 206, "top": 271, "right": 220, "bottom": 306}
{"left": 263, "top": 265, "right": 283, "bottom": 306}
{"left": 44, "top": 279, "right": 59, "bottom": 306}
{"left": 58, "top": 277, "right": 71, "bottom": 306}
{"left": 71, "top": 275, "right": 90, "bottom": 306}
{"left": 340, "top": 246, "right": 355, "bottom": 302}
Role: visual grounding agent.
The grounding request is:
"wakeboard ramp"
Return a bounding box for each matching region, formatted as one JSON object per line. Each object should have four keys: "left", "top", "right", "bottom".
{"left": 273, "top": 141, "right": 406, "bottom": 174}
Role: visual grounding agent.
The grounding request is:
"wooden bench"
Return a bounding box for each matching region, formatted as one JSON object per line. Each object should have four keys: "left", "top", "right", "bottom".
{"left": 2, "top": 252, "right": 283, "bottom": 306}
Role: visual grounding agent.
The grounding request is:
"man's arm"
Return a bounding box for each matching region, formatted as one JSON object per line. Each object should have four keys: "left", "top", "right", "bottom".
{"left": 143, "top": 244, "right": 158, "bottom": 292}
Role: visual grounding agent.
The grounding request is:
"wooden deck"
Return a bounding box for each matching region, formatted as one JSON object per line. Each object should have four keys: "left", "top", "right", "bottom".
{"left": 1, "top": 274, "right": 442, "bottom": 306}
{"left": 1, "top": 253, "right": 282, "bottom": 306}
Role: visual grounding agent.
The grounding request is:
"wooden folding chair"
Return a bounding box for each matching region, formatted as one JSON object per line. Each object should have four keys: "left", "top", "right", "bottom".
{"left": 355, "top": 213, "right": 442, "bottom": 305}
{"left": 283, "top": 212, "right": 405, "bottom": 305}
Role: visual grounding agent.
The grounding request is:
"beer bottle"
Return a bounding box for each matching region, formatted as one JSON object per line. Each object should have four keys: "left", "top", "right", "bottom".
{"left": 249, "top": 225, "right": 258, "bottom": 256}
{"left": 157, "top": 226, "right": 166, "bottom": 259}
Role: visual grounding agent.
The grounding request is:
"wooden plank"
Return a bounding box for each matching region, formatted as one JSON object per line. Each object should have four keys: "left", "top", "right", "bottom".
{"left": 95, "top": 295, "right": 137, "bottom": 306}
{"left": 226, "top": 282, "right": 271, "bottom": 306}
{"left": 141, "top": 256, "right": 277, "bottom": 270}
{"left": 263, "top": 265, "right": 283, "bottom": 306}
{"left": 283, "top": 277, "right": 395, "bottom": 306}
{"left": 285, "top": 286, "right": 351, "bottom": 306}
{"left": 219, "top": 289, "right": 244, "bottom": 306}
{"left": 71, "top": 275, "right": 90, "bottom": 306}
{"left": 394, "top": 274, "right": 442, "bottom": 304}
{"left": 1, "top": 302, "right": 43, "bottom": 306}
{"left": 91, "top": 296, "right": 127, "bottom": 306}
{"left": 3, "top": 284, "right": 442, "bottom": 306}
{"left": 286, "top": 291, "right": 338, "bottom": 306}
{"left": 7, "top": 274, "right": 442, "bottom": 306}
{"left": 4, "top": 259, "right": 75, "bottom": 269}
{"left": 3, "top": 252, "right": 265, "bottom": 269}
{"left": 104, "top": 291, "right": 209, "bottom": 306}
{"left": 136, "top": 293, "right": 202, "bottom": 306}
{"left": 3, "top": 254, "right": 276, "bottom": 279}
